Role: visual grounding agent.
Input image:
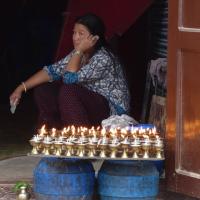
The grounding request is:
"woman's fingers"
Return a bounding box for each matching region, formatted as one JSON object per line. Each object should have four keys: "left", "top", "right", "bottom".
{"left": 10, "top": 92, "right": 21, "bottom": 106}
{"left": 88, "top": 35, "right": 99, "bottom": 43}
{"left": 92, "top": 35, "right": 99, "bottom": 41}
{"left": 10, "top": 96, "right": 18, "bottom": 106}
{"left": 78, "top": 35, "right": 99, "bottom": 52}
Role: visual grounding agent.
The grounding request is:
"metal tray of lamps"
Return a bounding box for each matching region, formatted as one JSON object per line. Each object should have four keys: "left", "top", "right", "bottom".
{"left": 28, "top": 140, "right": 165, "bottom": 161}
{"left": 28, "top": 125, "right": 165, "bottom": 161}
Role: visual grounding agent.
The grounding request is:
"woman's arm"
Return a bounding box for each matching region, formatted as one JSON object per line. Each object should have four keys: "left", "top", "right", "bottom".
{"left": 10, "top": 69, "right": 50, "bottom": 105}
{"left": 10, "top": 53, "right": 71, "bottom": 106}
{"left": 22, "top": 69, "right": 51, "bottom": 90}
{"left": 66, "top": 35, "right": 99, "bottom": 72}
{"left": 66, "top": 51, "right": 83, "bottom": 72}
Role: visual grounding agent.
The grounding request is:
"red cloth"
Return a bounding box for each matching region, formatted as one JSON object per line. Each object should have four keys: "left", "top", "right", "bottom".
{"left": 34, "top": 82, "right": 110, "bottom": 129}
{"left": 55, "top": 0, "right": 153, "bottom": 60}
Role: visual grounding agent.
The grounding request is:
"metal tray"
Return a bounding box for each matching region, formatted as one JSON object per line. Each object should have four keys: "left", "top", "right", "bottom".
{"left": 28, "top": 153, "right": 165, "bottom": 161}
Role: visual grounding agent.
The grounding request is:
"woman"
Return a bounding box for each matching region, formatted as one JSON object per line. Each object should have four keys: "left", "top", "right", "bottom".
{"left": 10, "top": 13, "right": 130, "bottom": 128}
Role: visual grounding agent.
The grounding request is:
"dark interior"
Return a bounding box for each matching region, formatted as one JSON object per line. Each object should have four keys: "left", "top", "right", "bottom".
{"left": 0, "top": 0, "right": 154, "bottom": 122}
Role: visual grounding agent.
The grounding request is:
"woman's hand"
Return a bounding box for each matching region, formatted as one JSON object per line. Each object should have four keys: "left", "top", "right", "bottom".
{"left": 9, "top": 69, "right": 51, "bottom": 106}
{"left": 9, "top": 85, "right": 24, "bottom": 106}
{"left": 76, "top": 35, "right": 99, "bottom": 53}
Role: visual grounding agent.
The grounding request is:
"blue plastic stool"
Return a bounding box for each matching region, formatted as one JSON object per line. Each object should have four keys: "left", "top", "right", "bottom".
{"left": 34, "top": 157, "right": 95, "bottom": 200}
{"left": 98, "top": 160, "right": 159, "bottom": 200}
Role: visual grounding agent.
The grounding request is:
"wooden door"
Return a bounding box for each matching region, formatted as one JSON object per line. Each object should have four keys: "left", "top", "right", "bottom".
{"left": 166, "top": 0, "right": 200, "bottom": 197}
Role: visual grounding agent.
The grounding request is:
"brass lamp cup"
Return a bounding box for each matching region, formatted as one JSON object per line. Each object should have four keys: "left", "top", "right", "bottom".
{"left": 79, "top": 137, "right": 89, "bottom": 144}
{"left": 62, "top": 143, "right": 67, "bottom": 155}
{"left": 120, "top": 143, "right": 130, "bottom": 159}
{"left": 38, "top": 142, "right": 44, "bottom": 154}
{"left": 109, "top": 143, "right": 120, "bottom": 158}
{"left": 87, "top": 143, "right": 97, "bottom": 157}
{"left": 142, "top": 143, "right": 151, "bottom": 159}
{"left": 130, "top": 144, "right": 141, "bottom": 159}
{"left": 54, "top": 142, "right": 63, "bottom": 156}
{"left": 29, "top": 140, "right": 40, "bottom": 155}
{"left": 77, "top": 143, "right": 87, "bottom": 157}
{"left": 99, "top": 143, "right": 108, "bottom": 158}
{"left": 43, "top": 142, "right": 53, "bottom": 155}
{"left": 64, "top": 142, "right": 74, "bottom": 157}
{"left": 41, "top": 142, "right": 48, "bottom": 154}
{"left": 154, "top": 143, "right": 164, "bottom": 159}
{"left": 89, "top": 137, "right": 99, "bottom": 144}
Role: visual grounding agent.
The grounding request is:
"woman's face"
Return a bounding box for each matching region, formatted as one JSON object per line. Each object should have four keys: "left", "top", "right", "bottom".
{"left": 72, "top": 23, "right": 91, "bottom": 49}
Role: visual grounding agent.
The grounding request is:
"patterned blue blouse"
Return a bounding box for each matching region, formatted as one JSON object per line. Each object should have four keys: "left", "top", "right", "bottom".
{"left": 44, "top": 47, "right": 130, "bottom": 115}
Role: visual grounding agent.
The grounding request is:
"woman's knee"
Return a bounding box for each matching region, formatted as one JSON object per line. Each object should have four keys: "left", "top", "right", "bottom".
{"left": 58, "top": 84, "right": 82, "bottom": 105}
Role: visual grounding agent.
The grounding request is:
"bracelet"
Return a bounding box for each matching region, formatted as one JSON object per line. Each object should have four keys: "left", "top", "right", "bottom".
{"left": 21, "top": 82, "right": 27, "bottom": 93}
{"left": 73, "top": 50, "right": 83, "bottom": 57}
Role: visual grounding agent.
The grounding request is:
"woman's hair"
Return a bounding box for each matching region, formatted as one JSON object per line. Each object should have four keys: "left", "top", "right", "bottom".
{"left": 75, "top": 13, "right": 121, "bottom": 73}
{"left": 75, "top": 13, "right": 108, "bottom": 52}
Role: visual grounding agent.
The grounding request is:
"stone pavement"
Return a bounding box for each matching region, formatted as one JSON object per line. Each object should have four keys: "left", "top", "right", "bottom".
{"left": 0, "top": 156, "right": 41, "bottom": 183}
{"left": 0, "top": 156, "right": 104, "bottom": 200}
{"left": 0, "top": 156, "right": 40, "bottom": 200}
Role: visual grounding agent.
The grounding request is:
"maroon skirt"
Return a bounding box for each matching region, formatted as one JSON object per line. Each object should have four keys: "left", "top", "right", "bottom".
{"left": 34, "top": 82, "right": 110, "bottom": 129}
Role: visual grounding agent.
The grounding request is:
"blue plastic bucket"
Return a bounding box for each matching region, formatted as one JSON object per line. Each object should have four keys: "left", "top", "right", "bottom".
{"left": 97, "top": 160, "right": 159, "bottom": 200}
{"left": 34, "top": 158, "right": 95, "bottom": 200}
